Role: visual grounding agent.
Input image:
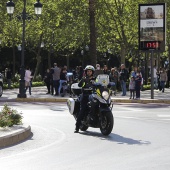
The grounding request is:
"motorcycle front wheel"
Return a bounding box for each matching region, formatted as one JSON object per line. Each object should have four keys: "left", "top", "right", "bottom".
{"left": 100, "top": 111, "right": 114, "bottom": 136}
{"left": 80, "top": 124, "right": 88, "bottom": 131}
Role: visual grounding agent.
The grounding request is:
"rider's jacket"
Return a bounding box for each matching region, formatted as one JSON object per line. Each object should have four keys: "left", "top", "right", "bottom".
{"left": 78, "top": 76, "right": 96, "bottom": 95}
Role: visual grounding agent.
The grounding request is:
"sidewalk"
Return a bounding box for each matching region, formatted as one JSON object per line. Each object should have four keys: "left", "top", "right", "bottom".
{"left": 0, "top": 86, "right": 170, "bottom": 104}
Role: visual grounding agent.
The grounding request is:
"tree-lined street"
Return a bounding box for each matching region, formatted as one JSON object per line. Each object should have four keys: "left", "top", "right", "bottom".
{"left": 0, "top": 102, "right": 170, "bottom": 170}
{"left": 0, "top": 0, "right": 170, "bottom": 75}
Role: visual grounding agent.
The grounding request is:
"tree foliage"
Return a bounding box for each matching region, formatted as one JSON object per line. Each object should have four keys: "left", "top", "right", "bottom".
{"left": 0, "top": 0, "right": 170, "bottom": 71}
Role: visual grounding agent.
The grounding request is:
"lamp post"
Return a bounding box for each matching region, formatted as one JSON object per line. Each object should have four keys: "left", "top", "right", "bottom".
{"left": 6, "top": 0, "right": 43, "bottom": 98}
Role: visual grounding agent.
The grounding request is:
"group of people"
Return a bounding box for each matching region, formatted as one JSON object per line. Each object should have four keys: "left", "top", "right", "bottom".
{"left": 153, "top": 66, "right": 169, "bottom": 93}
{"left": 43, "top": 63, "right": 68, "bottom": 96}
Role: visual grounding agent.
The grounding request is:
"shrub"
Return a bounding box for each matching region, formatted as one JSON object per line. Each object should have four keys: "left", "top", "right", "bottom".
{"left": 34, "top": 74, "right": 42, "bottom": 82}
{"left": 0, "top": 103, "right": 23, "bottom": 127}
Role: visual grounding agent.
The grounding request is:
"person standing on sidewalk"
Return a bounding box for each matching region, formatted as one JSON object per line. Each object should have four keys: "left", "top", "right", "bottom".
{"left": 160, "top": 68, "right": 167, "bottom": 93}
{"left": 44, "top": 68, "right": 52, "bottom": 94}
{"left": 52, "top": 63, "right": 61, "bottom": 96}
{"left": 24, "top": 66, "right": 32, "bottom": 95}
{"left": 135, "top": 71, "right": 142, "bottom": 99}
{"left": 129, "top": 76, "right": 135, "bottom": 99}
{"left": 58, "top": 67, "right": 67, "bottom": 96}
{"left": 119, "top": 64, "right": 129, "bottom": 96}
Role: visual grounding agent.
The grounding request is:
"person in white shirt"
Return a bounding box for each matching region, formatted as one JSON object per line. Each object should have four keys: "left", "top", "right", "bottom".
{"left": 24, "top": 66, "right": 32, "bottom": 95}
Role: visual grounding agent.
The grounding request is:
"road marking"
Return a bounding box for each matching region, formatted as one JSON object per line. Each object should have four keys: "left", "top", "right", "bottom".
{"left": 0, "top": 126, "right": 66, "bottom": 160}
{"left": 157, "top": 115, "right": 170, "bottom": 117}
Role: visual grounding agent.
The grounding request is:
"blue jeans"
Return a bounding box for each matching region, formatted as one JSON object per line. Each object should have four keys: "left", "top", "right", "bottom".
{"left": 160, "top": 81, "right": 165, "bottom": 92}
{"left": 120, "top": 80, "right": 126, "bottom": 96}
{"left": 58, "top": 80, "right": 67, "bottom": 95}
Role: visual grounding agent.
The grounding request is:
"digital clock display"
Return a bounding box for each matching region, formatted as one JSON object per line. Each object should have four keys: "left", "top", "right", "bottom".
{"left": 139, "top": 3, "right": 166, "bottom": 51}
{"left": 140, "top": 41, "right": 161, "bottom": 50}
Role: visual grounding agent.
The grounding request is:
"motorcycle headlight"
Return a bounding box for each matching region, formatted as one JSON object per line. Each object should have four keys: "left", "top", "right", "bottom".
{"left": 102, "top": 91, "right": 109, "bottom": 100}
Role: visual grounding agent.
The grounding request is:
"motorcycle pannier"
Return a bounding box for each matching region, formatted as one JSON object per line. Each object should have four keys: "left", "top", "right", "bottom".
{"left": 71, "top": 83, "right": 82, "bottom": 96}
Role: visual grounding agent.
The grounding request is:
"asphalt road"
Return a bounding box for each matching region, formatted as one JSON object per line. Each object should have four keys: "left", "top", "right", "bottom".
{"left": 0, "top": 102, "right": 170, "bottom": 170}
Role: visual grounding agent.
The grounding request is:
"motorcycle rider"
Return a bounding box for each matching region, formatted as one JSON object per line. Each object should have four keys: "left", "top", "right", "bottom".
{"left": 74, "top": 65, "right": 96, "bottom": 133}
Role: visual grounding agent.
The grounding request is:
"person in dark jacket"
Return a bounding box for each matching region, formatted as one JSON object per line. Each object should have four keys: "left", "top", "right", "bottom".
{"left": 135, "top": 71, "right": 142, "bottom": 99}
{"left": 103, "top": 65, "right": 110, "bottom": 75}
{"left": 44, "top": 68, "right": 53, "bottom": 94}
{"left": 119, "top": 64, "right": 129, "bottom": 96}
{"left": 75, "top": 65, "right": 96, "bottom": 133}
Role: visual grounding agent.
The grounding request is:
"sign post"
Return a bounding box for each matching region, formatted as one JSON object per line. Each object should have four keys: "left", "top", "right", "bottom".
{"left": 139, "top": 3, "right": 166, "bottom": 99}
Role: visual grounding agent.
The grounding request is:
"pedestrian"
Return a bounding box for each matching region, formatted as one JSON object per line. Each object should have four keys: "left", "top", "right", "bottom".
{"left": 129, "top": 76, "right": 135, "bottom": 99}
{"left": 94, "top": 64, "right": 103, "bottom": 77}
{"left": 103, "top": 65, "right": 110, "bottom": 75}
{"left": 6, "top": 68, "right": 12, "bottom": 89}
{"left": 109, "top": 68, "right": 118, "bottom": 95}
{"left": 52, "top": 63, "right": 61, "bottom": 96}
{"left": 135, "top": 71, "right": 142, "bottom": 99}
{"left": 160, "top": 68, "right": 167, "bottom": 93}
{"left": 24, "top": 66, "right": 32, "bottom": 95}
{"left": 119, "top": 64, "right": 129, "bottom": 96}
{"left": 44, "top": 68, "right": 52, "bottom": 94}
{"left": 130, "top": 66, "right": 138, "bottom": 77}
{"left": 58, "top": 67, "right": 67, "bottom": 96}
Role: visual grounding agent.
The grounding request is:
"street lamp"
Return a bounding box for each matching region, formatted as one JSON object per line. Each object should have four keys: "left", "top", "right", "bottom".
{"left": 6, "top": 0, "right": 43, "bottom": 98}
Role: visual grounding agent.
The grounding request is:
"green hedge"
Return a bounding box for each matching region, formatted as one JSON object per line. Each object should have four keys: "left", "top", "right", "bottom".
{"left": 3, "top": 81, "right": 45, "bottom": 90}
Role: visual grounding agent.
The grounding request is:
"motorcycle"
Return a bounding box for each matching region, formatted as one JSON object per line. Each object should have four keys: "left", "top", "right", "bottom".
{"left": 67, "top": 74, "right": 114, "bottom": 136}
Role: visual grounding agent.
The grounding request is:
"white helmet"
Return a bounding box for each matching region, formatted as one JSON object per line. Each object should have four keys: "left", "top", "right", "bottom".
{"left": 85, "top": 65, "right": 95, "bottom": 71}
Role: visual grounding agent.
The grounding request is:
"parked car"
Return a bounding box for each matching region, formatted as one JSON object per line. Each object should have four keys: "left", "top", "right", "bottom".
{"left": 0, "top": 73, "right": 3, "bottom": 97}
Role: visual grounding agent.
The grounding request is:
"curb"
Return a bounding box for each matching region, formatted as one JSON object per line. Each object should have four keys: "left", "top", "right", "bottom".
{"left": 112, "top": 99, "right": 170, "bottom": 104}
{"left": 14, "top": 98, "right": 170, "bottom": 104}
{"left": 0, "top": 125, "right": 31, "bottom": 148}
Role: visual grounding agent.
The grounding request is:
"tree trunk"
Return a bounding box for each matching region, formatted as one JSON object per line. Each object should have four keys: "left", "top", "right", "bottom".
{"left": 33, "top": 34, "right": 43, "bottom": 81}
{"left": 120, "top": 45, "right": 126, "bottom": 65}
{"left": 89, "top": 0, "right": 97, "bottom": 67}
{"left": 48, "top": 48, "right": 51, "bottom": 69}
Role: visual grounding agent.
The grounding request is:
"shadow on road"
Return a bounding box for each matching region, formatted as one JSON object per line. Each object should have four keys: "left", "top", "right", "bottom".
{"left": 80, "top": 131, "right": 151, "bottom": 145}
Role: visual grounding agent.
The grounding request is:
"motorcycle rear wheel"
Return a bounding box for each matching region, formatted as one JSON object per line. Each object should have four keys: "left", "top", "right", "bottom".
{"left": 100, "top": 111, "right": 113, "bottom": 136}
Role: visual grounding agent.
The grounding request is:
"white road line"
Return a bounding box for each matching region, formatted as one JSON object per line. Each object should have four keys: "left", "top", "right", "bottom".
{"left": 157, "top": 115, "right": 170, "bottom": 117}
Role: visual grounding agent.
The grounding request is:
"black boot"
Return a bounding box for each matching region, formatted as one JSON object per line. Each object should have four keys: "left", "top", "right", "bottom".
{"left": 74, "top": 128, "right": 79, "bottom": 133}
{"left": 74, "top": 123, "right": 79, "bottom": 133}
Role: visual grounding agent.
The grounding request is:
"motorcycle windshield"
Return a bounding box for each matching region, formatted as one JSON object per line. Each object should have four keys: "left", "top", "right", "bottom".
{"left": 95, "top": 74, "right": 110, "bottom": 87}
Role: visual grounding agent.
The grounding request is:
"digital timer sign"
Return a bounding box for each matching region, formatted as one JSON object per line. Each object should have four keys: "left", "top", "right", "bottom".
{"left": 140, "top": 41, "right": 161, "bottom": 50}
{"left": 139, "top": 3, "right": 166, "bottom": 51}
